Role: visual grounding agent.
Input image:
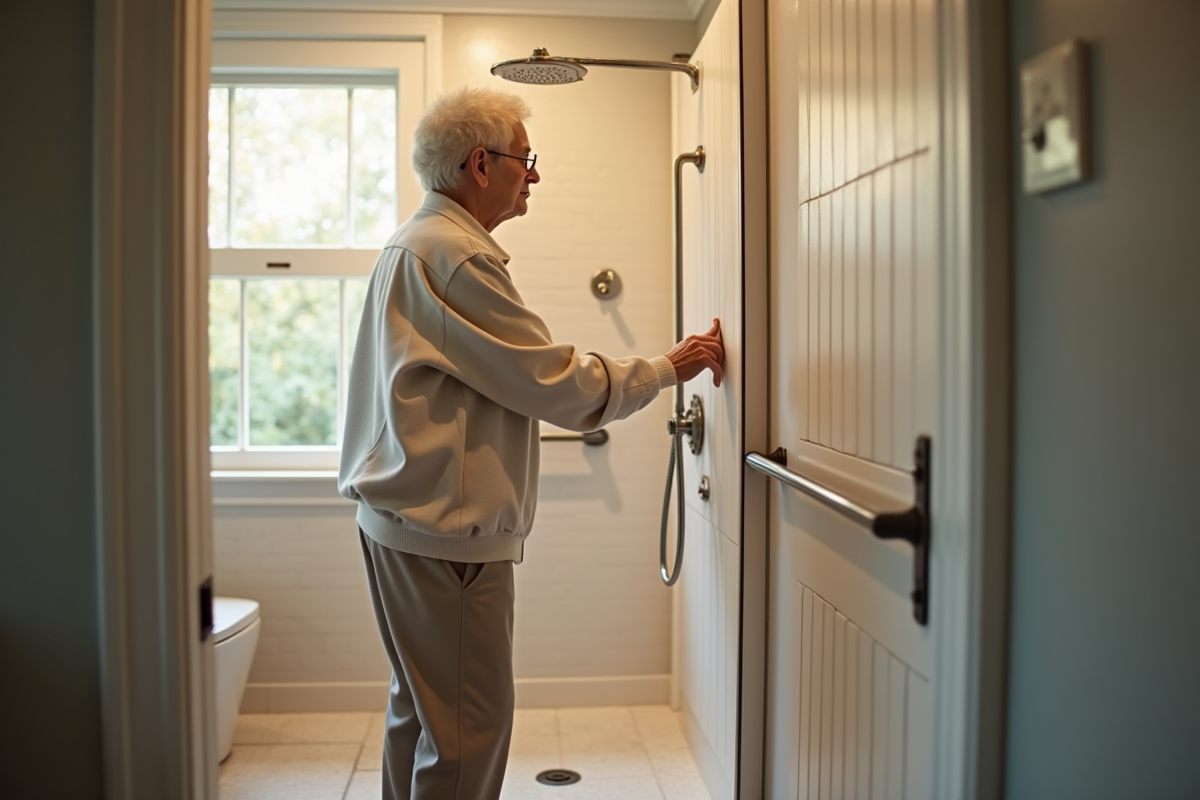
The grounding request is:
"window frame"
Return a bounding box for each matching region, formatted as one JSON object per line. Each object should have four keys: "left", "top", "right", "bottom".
{"left": 208, "top": 14, "right": 439, "bottom": 472}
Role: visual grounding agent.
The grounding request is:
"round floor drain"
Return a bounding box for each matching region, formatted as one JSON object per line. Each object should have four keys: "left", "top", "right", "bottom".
{"left": 535, "top": 769, "right": 582, "bottom": 786}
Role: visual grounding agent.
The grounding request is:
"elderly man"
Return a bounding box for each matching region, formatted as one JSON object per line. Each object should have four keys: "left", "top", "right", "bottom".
{"left": 338, "top": 86, "right": 724, "bottom": 800}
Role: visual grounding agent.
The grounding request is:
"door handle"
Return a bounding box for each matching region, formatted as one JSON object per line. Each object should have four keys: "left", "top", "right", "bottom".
{"left": 745, "top": 436, "right": 932, "bottom": 624}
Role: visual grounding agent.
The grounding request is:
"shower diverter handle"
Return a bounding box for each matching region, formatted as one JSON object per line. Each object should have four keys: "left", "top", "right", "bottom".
{"left": 667, "top": 394, "right": 705, "bottom": 456}
{"left": 666, "top": 417, "right": 693, "bottom": 436}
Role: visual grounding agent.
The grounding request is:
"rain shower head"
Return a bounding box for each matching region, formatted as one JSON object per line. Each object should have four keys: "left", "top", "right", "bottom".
{"left": 491, "top": 48, "right": 700, "bottom": 93}
{"left": 491, "top": 50, "right": 589, "bottom": 86}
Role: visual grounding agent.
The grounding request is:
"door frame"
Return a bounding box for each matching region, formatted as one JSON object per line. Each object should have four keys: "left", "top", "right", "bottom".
{"left": 735, "top": 0, "right": 1012, "bottom": 797}
{"left": 735, "top": 1, "right": 771, "bottom": 798}
{"left": 94, "top": 0, "right": 216, "bottom": 796}
{"left": 929, "top": 0, "right": 1012, "bottom": 796}
{"left": 94, "top": 6, "right": 445, "bottom": 798}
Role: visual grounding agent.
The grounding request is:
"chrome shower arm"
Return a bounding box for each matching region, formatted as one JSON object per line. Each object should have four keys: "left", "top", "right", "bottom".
{"left": 573, "top": 57, "right": 700, "bottom": 92}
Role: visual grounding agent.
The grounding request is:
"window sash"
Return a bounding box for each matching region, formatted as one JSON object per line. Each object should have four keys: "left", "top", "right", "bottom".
{"left": 211, "top": 82, "right": 395, "bottom": 250}
{"left": 210, "top": 248, "right": 379, "bottom": 277}
{"left": 208, "top": 36, "right": 424, "bottom": 471}
{"left": 211, "top": 67, "right": 399, "bottom": 88}
{"left": 212, "top": 38, "right": 425, "bottom": 227}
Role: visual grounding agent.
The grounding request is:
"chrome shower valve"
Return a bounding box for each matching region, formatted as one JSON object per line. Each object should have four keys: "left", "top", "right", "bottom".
{"left": 667, "top": 394, "right": 705, "bottom": 455}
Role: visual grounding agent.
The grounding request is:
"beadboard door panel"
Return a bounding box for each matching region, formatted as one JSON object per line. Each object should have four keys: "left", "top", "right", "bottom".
{"left": 771, "top": 577, "right": 932, "bottom": 800}
{"left": 765, "top": 0, "right": 941, "bottom": 794}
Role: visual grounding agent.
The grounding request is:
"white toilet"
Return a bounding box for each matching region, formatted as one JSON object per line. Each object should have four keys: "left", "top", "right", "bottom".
{"left": 213, "top": 596, "right": 261, "bottom": 762}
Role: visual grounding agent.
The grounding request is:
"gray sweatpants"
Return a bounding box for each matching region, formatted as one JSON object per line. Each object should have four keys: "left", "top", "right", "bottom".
{"left": 359, "top": 529, "right": 516, "bottom": 800}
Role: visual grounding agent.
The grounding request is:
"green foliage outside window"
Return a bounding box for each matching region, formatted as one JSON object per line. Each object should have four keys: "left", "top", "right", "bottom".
{"left": 208, "top": 278, "right": 370, "bottom": 450}
{"left": 247, "top": 280, "right": 340, "bottom": 446}
{"left": 209, "top": 279, "right": 240, "bottom": 446}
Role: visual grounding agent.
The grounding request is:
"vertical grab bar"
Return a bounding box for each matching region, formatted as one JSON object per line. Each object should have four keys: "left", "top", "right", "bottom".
{"left": 660, "top": 146, "right": 706, "bottom": 586}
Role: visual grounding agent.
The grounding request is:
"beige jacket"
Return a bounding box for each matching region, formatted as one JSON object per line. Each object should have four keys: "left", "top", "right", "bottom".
{"left": 338, "top": 193, "right": 676, "bottom": 563}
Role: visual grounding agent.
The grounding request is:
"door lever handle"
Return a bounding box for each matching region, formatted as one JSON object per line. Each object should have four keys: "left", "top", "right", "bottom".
{"left": 745, "top": 436, "right": 932, "bottom": 624}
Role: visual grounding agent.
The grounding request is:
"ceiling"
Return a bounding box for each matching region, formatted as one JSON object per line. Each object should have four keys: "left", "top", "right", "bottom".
{"left": 212, "top": 0, "right": 706, "bottom": 21}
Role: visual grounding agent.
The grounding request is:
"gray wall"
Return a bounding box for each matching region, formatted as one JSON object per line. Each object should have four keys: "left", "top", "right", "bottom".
{"left": 1007, "top": 2, "right": 1200, "bottom": 798}
{"left": 0, "top": 2, "right": 105, "bottom": 798}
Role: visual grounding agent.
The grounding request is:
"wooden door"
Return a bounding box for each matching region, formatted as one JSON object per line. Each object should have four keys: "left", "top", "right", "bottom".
{"left": 763, "top": 0, "right": 940, "bottom": 796}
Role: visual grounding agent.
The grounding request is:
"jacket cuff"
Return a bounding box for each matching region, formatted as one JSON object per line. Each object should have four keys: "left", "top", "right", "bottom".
{"left": 651, "top": 355, "right": 678, "bottom": 390}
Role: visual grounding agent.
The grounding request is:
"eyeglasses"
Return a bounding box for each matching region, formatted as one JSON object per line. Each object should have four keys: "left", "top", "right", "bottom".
{"left": 459, "top": 151, "right": 538, "bottom": 172}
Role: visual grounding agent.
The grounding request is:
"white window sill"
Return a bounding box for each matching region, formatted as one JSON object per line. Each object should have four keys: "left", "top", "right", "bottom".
{"left": 211, "top": 470, "right": 352, "bottom": 508}
{"left": 212, "top": 470, "right": 339, "bottom": 481}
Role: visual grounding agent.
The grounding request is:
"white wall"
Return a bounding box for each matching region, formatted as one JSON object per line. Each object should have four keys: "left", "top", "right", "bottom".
{"left": 212, "top": 13, "right": 699, "bottom": 712}
{"left": 1006, "top": 2, "right": 1200, "bottom": 797}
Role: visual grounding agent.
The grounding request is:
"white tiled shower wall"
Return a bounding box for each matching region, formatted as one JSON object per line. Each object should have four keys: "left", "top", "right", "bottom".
{"left": 212, "top": 15, "right": 701, "bottom": 712}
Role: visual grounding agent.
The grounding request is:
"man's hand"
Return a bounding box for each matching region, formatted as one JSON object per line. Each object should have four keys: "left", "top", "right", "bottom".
{"left": 666, "top": 319, "right": 725, "bottom": 387}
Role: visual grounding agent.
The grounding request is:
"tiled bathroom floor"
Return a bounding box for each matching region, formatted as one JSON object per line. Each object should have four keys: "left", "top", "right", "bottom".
{"left": 219, "top": 705, "right": 712, "bottom": 800}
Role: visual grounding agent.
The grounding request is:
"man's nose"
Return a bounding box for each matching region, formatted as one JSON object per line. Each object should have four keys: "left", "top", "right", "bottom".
{"left": 526, "top": 165, "right": 540, "bottom": 184}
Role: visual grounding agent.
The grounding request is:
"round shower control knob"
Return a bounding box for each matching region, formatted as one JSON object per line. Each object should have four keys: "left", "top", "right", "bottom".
{"left": 591, "top": 269, "right": 621, "bottom": 299}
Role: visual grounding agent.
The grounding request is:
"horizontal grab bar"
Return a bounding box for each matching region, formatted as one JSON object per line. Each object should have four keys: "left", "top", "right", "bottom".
{"left": 744, "top": 438, "right": 932, "bottom": 625}
{"left": 744, "top": 450, "right": 879, "bottom": 531}
{"left": 540, "top": 429, "right": 609, "bottom": 446}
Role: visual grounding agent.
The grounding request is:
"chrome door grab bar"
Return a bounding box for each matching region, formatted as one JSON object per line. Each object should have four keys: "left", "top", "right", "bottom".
{"left": 541, "top": 429, "right": 609, "bottom": 446}
{"left": 744, "top": 436, "right": 932, "bottom": 624}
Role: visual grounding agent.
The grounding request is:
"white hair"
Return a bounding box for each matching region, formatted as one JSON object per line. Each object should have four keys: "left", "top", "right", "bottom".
{"left": 411, "top": 87, "right": 533, "bottom": 192}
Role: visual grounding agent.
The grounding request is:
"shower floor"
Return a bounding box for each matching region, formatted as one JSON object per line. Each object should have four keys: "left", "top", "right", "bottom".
{"left": 218, "top": 705, "right": 712, "bottom": 799}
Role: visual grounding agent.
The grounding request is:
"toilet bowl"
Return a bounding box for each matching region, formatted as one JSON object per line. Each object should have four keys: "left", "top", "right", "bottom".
{"left": 213, "top": 596, "right": 261, "bottom": 762}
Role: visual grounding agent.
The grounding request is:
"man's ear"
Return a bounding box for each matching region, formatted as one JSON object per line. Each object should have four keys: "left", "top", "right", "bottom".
{"left": 467, "top": 147, "right": 489, "bottom": 187}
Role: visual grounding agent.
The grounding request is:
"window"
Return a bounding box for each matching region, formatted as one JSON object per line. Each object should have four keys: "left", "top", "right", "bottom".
{"left": 208, "top": 80, "right": 399, "bottom": 249}
{"left": 208, "top": 35, "right": 426, "bottom": 470}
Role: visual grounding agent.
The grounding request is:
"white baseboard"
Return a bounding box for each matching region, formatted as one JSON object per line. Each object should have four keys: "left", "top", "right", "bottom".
{"left": 240, "top": 674, "right": 671, "bottom": 714}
